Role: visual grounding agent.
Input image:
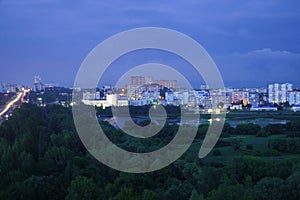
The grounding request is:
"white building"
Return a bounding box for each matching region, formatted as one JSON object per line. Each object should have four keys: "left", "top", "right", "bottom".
{"left": 95, "top": 91, "right": 101, "bottom": 100}
{"left": 83, "top": 91, "right": 96, "bottom": 100}
{"left": 292, "top": 106, "right": 300, "bottom": 112}
{"left": 107, "top": 94, "right": 117, "bottom": 106}
{"left": 268, "top": 83, "right": 293, "bottom": 104}
{"left": 165, "top": 91, "right": 174, "bottom": 104}
{"left": 249, "top": 92, "right": 260, "bottom": 108}
{"left": 289, "top": 91, "right": 300, "bottom": 105}
{"left": 82, "top": 99, "right": 108, "bottom": 107}
{"left": 193, "top": 90, "right": 209, "bottom": 106}
{"left": 145, "top": 76, "right": 154, "bottom": 84}
{"left": 231, "top": 91, "right": 249, "bottom": 105}
{"left": 230, "top": 104, "right": 242, "bottom": 110}
{"left": 173, "top": 91, "right": 189, "bottom": 105}
{"left": 82, "top": 93, "right": 128, "bottom": 108}
{"left": 250, "top": 106, "right": 278, "bottom": 111}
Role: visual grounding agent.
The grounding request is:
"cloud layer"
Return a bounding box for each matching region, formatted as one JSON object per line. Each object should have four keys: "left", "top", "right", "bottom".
{"left": 0, "top": 0, "right": 299, "bottom": 87}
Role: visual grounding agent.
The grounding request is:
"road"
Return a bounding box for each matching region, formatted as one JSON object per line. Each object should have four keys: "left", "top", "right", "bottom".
{"left": 0, "top": 89, "right": 31, "bottom": 118}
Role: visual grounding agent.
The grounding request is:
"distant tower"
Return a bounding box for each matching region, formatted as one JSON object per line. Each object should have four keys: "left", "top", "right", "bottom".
{"left": 34, "top": 75, "right": 43, "bottom": 92}
{"left": 145, "top": 76, "right": 154, "bottom": 85}
{"left": 130, "top": 76, "right": 145, "bottom": 86}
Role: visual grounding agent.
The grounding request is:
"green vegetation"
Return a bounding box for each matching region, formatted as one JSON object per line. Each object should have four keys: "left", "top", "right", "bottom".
{"left": 0, "top": 104, "right": 299, "bottom": 199}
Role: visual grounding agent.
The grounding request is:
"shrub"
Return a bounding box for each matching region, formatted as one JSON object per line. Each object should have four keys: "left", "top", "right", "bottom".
{"left": 230, "top": 139, "right": 241, "bottom": 151}
{"left": 256, "top": 129, "right": 270, "bottom": 137}
{"left": 235, "top": 123, "right": 261, "bottom": 135}
{"left": 269, "top": 138, "right": 300, "bottom": 153}
{"left": 286, "top": 131, "right": 300, "bottom": 138}
{"left": 246, "top": 144, "right": 253, "bottom": 150}
{"left": 264, "top": 124, "right": 286, "bottom": 135}
{"left": 268, "top": 139, "right": 287, "bottom": 152}
{"left": 215, "top": 139, "right": 231, "bottom": 147}
{"left": 255, "top": 150, "right": 281, "bottom": 157}
{"left": 212, "top": 150, "right": 221, "bottom": 156}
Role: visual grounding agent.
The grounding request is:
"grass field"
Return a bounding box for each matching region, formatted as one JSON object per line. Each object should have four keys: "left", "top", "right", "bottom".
{"left": 185, "top": 134, "right": 300, "bottom": 166}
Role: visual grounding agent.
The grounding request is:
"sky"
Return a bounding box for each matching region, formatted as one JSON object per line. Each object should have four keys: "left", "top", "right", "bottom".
{"left": 1, "top": 0, "right": 300, "bottom": 88}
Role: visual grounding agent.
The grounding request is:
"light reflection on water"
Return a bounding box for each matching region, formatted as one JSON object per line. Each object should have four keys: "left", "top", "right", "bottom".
{"left": 100, "top": 116, "right": 288, "bottom": 129}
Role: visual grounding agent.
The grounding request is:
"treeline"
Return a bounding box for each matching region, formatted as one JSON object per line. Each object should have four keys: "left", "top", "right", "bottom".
{"left": 0, "top": 104, "right": 299, "bottom": 199}
{"left": 196, "top": 121, "right": 300, "bottom": 138}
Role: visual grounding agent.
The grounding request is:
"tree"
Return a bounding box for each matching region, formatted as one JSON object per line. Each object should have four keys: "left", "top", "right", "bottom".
{"left": 42, "top": 146, "right": 73, "bottom": 173}
{"left": 197, "top": 124, "right": 209, "bottom": 138}
{"left": 14, "top": 175, "right": 65, "bottom": 200}
{"left": 235, "top": 123, "right": 261, "bottom": 135}
{"left": 207, "top": 175, "right": 251, "bottom": 200}
{"left": 286, "top": 138, "right": 300, "bottom": 153}
{"left": 263, "top": 124, "right": 286, "bottom": 135}
{"left": 230, "top": 139, "right": 241, "bottom": 151}
{"left": 164, "top": 185, "right": 185, "bottom": 200}
{"left": 231, "top": 156, "right": 291, "bottom": 183}
{"left": 212, "top": 150, "right": 221, "bottom": 156}
{"left": 268, "top": 139, "right": 287, "bottom": 152}
{"left": 286, "top": 172, "right": 300, "bottom": 200}
{"left": 113, "top": 187, "right": 137, "bottom": 200}
{"left": 285, "top": 119, "right": 300, "bottom": 132}
{"left": 221, "top": 123, "right": 235, "bottom": 136}
{"left": 1, "top": 147, "right": 19, "bottom": 174}
{"left": 256, "top": 129, "right": 270, "bottom": 137}
{"left": 19, "top": 152, "right": 36, "bottom": 175}
{"left": 141, "top": 189, "right": 158, "bottom": 200}
{"left": 65, "top": 176, "right": 101, "bottom": 200}
{"left": 189, "top": 189, "right": 204, "bottom": 200}
{"left": 197, "top": 167, "right": 224, "bottom": 196}
{"left": 253, "top": 177, "right": 288, "bottom": 200}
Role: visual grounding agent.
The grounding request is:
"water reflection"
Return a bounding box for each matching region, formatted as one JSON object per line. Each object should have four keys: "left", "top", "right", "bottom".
{"left": 100, "top": 116, "right": 288, "bottom": 129}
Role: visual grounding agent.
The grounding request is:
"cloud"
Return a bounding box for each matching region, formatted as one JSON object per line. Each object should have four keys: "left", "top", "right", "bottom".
{"left": 246, "top": 48, "right": 295, "bottom": 57}
{"left": 205, "top": 26, "right": 232, "bottom": 37}
{"left": 1, "top": 0, "right": 300, "bottom": 87}
{"left": 215, "top": 48, "right": 300, "bottom": 87}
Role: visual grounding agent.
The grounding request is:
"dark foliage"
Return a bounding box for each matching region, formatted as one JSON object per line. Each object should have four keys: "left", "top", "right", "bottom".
{"left": 0, "top": 103, "right": 299, "bottom": 199}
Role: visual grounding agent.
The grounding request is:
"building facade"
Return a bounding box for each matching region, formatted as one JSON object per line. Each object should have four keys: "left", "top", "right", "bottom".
{"left": 268, "top": 83, "right": 293, "bottom": 104}
{"left": 289, "top": 90, "right": 300, "bottom": 105}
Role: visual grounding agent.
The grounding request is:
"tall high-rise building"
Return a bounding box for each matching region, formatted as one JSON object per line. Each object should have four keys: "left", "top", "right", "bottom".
{"left": 130, "top": 76, "right": 145, "bottom": 86}
{"left": 231, "top": 91, "right": 249, "bottom": 105}
{"left": 268, "top": 83, "right": 293, "bottom": 104}
{"left": 199, "top": 85, "right": 209, "bottom": 90}
{"left": 34, "top": 75, "right": 43, "bottom": 92}
{"left": 155, "top": 80, "right": 177, "bottom": 89}
{"left": 145, "top": 76, "right": 154, "bottom": 85}
{"left": 165, "top": 91, "right": 174, "bottom": 104}
{"left": 249, "top": 92, "right": 260, "bottom": 108}
{"left": 288, "top": 90, "right": 300, "bottom": 105}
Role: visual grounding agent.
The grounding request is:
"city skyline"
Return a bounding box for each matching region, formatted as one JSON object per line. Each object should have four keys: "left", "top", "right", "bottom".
{"left": 1, "top": 75, "right": 300, "bottom": 91}
{"left": 1, "top": 2, "right": 300, "bottom": 198}
{"left": 1, "top": 1, "right": 300, "bottom": 88}
{"left": 80, "top": 78, "right": 300, "bottom": 110}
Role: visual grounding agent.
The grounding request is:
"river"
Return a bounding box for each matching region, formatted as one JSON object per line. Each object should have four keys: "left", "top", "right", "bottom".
{"left": 100, "top": 116, "right": 289, "bottom": 129}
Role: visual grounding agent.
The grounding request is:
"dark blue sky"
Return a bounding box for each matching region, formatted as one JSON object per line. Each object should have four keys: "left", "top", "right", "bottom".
{"left": 1, "top": 0, "right": 300, "bottom": 88}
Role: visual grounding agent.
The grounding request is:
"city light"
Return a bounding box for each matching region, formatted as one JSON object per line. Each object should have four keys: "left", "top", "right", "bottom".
{"left": 0, "top": 92, "right": 23, "bottom": 117}
{"left": 0, "top": 89, "right": 30, "bottom": 117}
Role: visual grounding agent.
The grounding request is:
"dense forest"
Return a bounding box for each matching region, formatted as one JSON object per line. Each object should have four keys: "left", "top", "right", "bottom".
{"left": 0, "top": 103, "right": 299, "bottom": 199}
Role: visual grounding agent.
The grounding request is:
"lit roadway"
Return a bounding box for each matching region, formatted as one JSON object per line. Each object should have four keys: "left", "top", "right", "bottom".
{"left": 0, "top": 89, "right": 31, "bottom": 117}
